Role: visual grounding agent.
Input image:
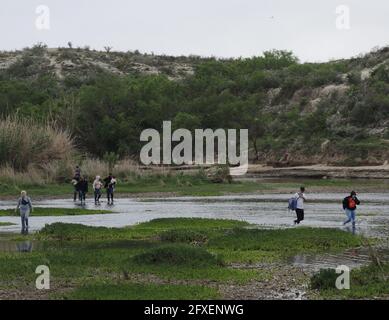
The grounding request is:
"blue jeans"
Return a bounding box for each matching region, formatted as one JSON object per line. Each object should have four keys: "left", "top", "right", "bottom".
{"left": 94, "top": 189, "right": 101, "bottom": 202}
{"left": 79, "top": 191, "right": 86, "bottom": 202}
{"left": 344, "top": 209, "right": 356, "bottom": 225}
{"left": 107, "top": 188, "right": 114, "bottom": 203}
{"left": 21, "top": 214, "right": 29, "bottom": 231}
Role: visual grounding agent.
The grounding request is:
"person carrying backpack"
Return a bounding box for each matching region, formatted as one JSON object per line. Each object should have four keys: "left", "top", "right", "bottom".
{"left": 343, "top": 191, "right": 360, "bottom": 227}
{"left": 71, "top": 178, "right": 79, "bottom": 202}
{"left": 293, "top": 186, "right": 307, "bottom": 225}
{"left": 15, "top": 191, "right": 33, "bottom": 234}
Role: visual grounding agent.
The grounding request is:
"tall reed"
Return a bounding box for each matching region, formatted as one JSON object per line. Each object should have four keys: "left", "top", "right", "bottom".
{"left": 0, "top": 117, "right": 74, "bottom": 170}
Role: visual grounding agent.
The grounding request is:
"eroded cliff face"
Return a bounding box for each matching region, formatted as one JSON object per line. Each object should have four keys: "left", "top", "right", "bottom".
{"left": 254, "top": 49, "right": 389, "bottom": 166}
{"left": 0, "top": 47, "right": 198, "bottom": 81}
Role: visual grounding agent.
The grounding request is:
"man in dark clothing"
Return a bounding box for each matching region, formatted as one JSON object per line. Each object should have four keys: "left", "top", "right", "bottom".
{"left": 343, "top": 191, "right": 360, "bottom": 227}
{"left": 72, "top": 166, "right": 81, "bottom": 201}
{"left": 104, "top": 174, "right": 116, "bottom": 205}
{"left": 103, "top": 174, "right": 113, "bottom": 188}
{"left": 77, "top": 176, "right": 88, "bottom": 204}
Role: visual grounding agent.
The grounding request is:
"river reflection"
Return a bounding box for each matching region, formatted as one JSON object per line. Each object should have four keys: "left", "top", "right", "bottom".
{"left": 0, "top": 240, "right": 38, "bottom": 253}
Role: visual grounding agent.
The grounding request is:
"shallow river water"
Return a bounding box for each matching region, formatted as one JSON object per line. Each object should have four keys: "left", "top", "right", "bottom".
{"left": 1, "top": 193, "right": 389, "bottom": 238}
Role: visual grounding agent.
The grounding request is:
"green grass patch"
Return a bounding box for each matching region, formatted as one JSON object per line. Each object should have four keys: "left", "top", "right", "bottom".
{"left": 126, "top": 264, "right": 265, "bottom": 283}
{"left": 0, "top": 183, "right": 71, "bottom": 197}
{"left": 310, "top": 269, "right": 339, "bottom": 290}
{"left": 0, "top": 181, "right": 266, "bottom": 198}
{"left": 0, "top": 222, "right": 16, "bottom": 227}
{"left": 0, "top": 218, "right": 373, "bottom": 299}
{"left": 159, "top": 229, "right": 209, "bottom": 244}
{"left": 1, "top": 177, "right": 389, "bottom": 198}
{"left": 62, "top": 282, "right": 220, "bottom": 300}
{"left": 0, "top": 174, "right": 260, "bottom": 197}
{"left": 0, "top": 207, "right": 113, "bottom": 217}
{"left": 37, "top": 223, "right": 131, "bottom": 241}
{"left": 208, "top": 227, "right": 365, "bottom": 258}
{"left": 37, "top": 218, "right": 249, "bottom": 241}
{"left": 313, "top": 263, "right": 389, "bottom": 299}
{"left": 132, "top": 244, "right": 224, "bottom": 267}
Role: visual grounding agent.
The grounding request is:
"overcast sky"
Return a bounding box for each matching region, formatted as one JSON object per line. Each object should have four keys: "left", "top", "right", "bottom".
{"left": 0, "top": 0, "right": 388, "bottom": 62}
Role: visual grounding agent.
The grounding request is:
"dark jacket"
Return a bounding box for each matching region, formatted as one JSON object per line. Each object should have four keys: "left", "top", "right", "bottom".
{"left": 104, "top": 176, "right": 113, "bottom": 189}
{"left": 343, "top": 196, "right": 360, "bottom": 210}
{"left": 77, "top": 180, "right": 88, "bottom": 193}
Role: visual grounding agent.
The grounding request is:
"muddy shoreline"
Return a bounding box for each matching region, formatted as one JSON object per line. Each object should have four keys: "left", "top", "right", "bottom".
{"left": 246, "top": 164, "right": 389, "bottom": 179}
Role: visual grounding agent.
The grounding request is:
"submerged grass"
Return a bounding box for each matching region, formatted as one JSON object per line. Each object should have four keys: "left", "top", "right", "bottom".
{"left": 0, "top": 208, "right": 114, "bottom": 217}
{"left": 0, "top": 222, "right": 16, "bottom": 226}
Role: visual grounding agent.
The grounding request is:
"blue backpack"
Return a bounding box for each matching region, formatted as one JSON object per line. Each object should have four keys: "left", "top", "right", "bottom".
{"left": 288, "top": 197, "right": 297, "bottom": 211}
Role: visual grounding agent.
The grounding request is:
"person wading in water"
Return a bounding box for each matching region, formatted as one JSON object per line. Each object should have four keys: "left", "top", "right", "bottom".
{"left": 93, "top": 175, "right": 104, "bottom": 205}
{"left": 343, "top": 191, "right": 360, "bottom": 228}
{"left": 16, "top": 191, "right": 33, "bottom": 234}
{"left": 293, "top": 186, "right": 307, "bottom": 225}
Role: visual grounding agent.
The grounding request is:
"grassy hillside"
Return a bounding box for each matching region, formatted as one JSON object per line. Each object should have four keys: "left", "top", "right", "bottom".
{"left": 1, "top": 44, "right": 389, "bottom": 167}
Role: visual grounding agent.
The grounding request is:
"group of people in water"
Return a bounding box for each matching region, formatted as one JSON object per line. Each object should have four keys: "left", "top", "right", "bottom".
{"left": 71, "top": 166, "right": 117, "bottom": 205}
{"left": 13, "top": 168, "right": 361, "bottom": 235}
{"left": 290, "top": 186, "right": 360, "bottom": 228}
{"left": 14, "top": 166, "right": 118, "bottom": 234}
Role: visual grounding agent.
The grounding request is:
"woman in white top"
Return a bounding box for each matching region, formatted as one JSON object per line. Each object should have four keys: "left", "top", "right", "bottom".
{"left": 93, "top": 176, "right": 104, "bottom": 205}
{"left": 16, "top": 190, "right": 33, "bottom": 234}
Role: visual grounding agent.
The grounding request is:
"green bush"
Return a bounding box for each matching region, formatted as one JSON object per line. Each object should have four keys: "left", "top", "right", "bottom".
{"left": 159, "top": 229, "right": 208, "bottom": 244}
{"left": 131, "top": 244, "right": 224, "bottom": 267}
{"left": 310, "top": 268, "right": 338, "bottom": 290}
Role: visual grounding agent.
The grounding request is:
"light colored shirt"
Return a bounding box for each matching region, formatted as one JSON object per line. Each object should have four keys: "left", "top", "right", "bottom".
{"left": 16, "top": 197, "right": 33, "bottom": 217}
{"left": 93, "top": 180, "right": 104, "bottom": 190}
{"left": 294, "top": 192, "right": 306, "bottom": 210}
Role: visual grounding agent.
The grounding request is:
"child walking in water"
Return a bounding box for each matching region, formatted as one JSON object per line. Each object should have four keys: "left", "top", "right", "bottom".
{"left": 16, "top": 191, "right": 33, "bottom": 234}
